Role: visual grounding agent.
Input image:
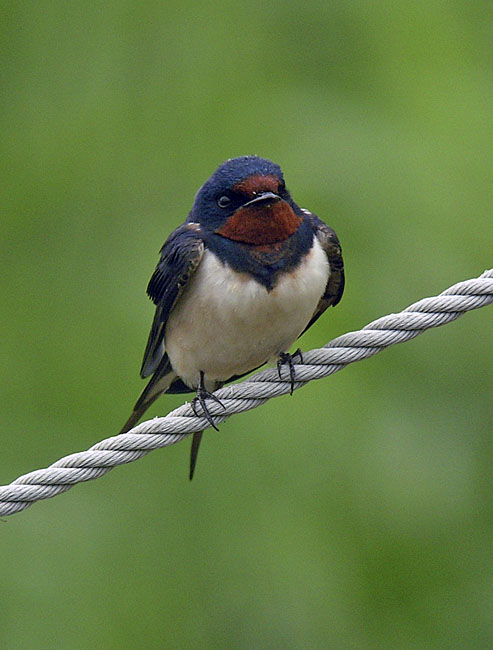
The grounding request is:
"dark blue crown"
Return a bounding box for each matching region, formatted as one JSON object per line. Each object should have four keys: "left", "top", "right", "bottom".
{"left": 209, "top": 156, "right": 284, "bottom": 188}
{"left": 197, "top": 156, "right": 284, "bottom": 199}
{"left": 189, "top": 156, "right": 285, "bottom": 227}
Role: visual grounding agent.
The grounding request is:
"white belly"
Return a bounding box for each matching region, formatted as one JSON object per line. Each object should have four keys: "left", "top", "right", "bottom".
{"left": 164, "top": 239, "right": 329, "bottom": 390}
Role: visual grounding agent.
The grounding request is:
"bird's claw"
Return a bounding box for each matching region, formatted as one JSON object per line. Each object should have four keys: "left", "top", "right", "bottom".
{"left": 191, "top": 372, "right": 225, "bottom": 431}
{"left": 277, "top": 348, "right": 304, "bottom": 395}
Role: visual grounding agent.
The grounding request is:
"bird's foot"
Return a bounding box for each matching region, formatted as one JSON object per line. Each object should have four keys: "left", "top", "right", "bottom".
{"left": 277, "top": 348, "right": 304, "bottom": 395}
{"left": 190, "top": 371, "right": 224, "bottom": 431}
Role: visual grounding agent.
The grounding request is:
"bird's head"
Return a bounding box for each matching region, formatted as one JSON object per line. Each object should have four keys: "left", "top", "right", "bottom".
{"left": 190, "top": 156, "right": 303, "bottom": 245}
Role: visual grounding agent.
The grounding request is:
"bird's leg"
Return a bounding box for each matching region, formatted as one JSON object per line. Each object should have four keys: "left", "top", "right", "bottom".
{"left": 277, "top": 348, "right": 304, "bottom": 395}
{"left": 189, "top": 372, "right": 226, "bottom": 480}
{"left": 191, "top": 371, "right": 224, "bottom": 431}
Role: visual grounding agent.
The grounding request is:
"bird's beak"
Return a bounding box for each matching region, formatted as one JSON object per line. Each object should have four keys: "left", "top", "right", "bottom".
{"left": 242, "top": 191, "right": 281, "bottom": 207}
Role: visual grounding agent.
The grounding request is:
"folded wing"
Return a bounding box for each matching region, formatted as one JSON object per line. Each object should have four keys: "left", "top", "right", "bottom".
{"left": 301, "top": 212, "right": 344, "bottom": 335}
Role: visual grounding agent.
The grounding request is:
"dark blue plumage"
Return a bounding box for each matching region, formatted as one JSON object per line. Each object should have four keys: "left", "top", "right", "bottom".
{"left": 188, "top": 156, "right": 285, "bottom": 229}
{"left": 120, "top": 156, "right": 345, "bottom": 479}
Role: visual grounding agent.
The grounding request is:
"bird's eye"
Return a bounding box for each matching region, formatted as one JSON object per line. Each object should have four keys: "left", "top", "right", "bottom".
{"left": 217, "top": 195, "right": 231, "bottom": 208}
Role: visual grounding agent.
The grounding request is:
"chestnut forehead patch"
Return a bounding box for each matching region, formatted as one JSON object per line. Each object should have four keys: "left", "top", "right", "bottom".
{"left": 233, "top": 174, "right": 280, "bottom": 197}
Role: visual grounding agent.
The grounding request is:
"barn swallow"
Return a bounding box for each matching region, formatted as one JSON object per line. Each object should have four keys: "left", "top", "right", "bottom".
{"left": 120, "top": 155, "right": 344, "bottom": 479}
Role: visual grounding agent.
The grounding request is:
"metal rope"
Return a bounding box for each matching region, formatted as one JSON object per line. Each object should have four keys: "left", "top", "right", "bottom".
{"left": 1, "top": 269, "right": 492, "bottom": 517}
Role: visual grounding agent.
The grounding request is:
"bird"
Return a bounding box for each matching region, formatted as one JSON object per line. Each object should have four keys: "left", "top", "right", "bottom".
{"left": 120, "top": 155, "right": 344, "bottom": 479}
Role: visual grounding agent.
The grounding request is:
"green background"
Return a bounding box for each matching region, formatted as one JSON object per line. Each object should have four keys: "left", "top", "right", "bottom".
{"left": 1, "top": 2, "right": 492, "bottom": 648}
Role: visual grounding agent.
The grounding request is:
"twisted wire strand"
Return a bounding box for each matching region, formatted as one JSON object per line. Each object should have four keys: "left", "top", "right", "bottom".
{"left": 1, "top": 269, "right": 492, "bottom": 517}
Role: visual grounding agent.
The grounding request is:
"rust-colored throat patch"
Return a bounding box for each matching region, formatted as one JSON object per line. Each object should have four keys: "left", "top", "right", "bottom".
{"left": 216, "top": 201, "right": 302, "bottom": 245}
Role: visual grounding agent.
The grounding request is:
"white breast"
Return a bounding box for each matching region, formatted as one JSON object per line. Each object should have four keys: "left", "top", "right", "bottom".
{"left": 164, "top": 238, "right": 329, "bottom": 390}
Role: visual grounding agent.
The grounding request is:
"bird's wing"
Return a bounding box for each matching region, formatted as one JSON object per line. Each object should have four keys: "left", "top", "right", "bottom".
{"left": 119, "top": 223, "right": 205, "bottom": 434}
{"left": 301, "top": 212, "right": 345, "bottom": 335}
{"left": 140, "top": 222, "right": 205, "bottom": 378}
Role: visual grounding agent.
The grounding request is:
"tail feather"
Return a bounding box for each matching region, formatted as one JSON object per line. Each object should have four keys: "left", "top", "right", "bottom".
{"left": 119, "top": 356, "right": 177, "bottom": 434}
{"left": 120, "top": 355, "right": 206, "bottom": 479}
{"left": 189, "top": 431, "right": 203, "bottom": 481}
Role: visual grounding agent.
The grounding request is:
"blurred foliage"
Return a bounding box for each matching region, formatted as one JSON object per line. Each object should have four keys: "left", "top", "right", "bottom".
{"left": 1, "top": 1, "right": 492, "bottom": 649}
